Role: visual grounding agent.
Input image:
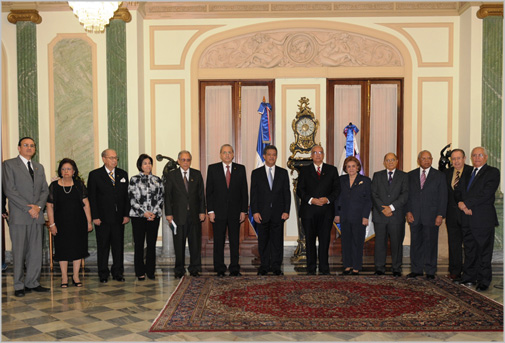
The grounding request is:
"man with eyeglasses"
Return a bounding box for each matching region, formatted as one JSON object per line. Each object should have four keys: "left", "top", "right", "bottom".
{"left": 2, "top": 137, "right": 49, "bottom": 297}
{"left": 296, "top": 145, "right": 340, "bottom": 275}
{"left": 371, "top": 152, "right": 409, "bottom": 277}
{"left": 406, "top": 150, "right": 447, "bottom": 280}
{"left": 87, "top": 149, "right": 130, "bottom": 283}
{"left": 165, "top": 150, "right": 206, "bottom": 278}
{"left": 444, "top": 149, "right": 472, "bottom": 282}
{"left": 206, "top": 144, "right": 248, "bottom": 277}
{"left": 456, "top": 147, "right": 500, "bottom": 291}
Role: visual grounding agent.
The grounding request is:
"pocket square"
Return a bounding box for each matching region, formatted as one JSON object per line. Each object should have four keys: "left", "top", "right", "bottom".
{"left": 120, "top": 178, "right": 126, "bottom": 183}
{"left": 359, "top": 181, "right": 363, "bottom": 185}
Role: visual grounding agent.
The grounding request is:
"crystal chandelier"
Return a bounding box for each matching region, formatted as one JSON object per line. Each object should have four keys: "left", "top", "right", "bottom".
{"left": 68, "top": 2, "right": 122, "bottom": 33}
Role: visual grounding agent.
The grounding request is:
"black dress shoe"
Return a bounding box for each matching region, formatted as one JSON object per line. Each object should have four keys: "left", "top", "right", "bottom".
{"left": 426, "top": 274, "right": 435, "bottom": 280}
{"left": 463, "top": 281, "right": 477, "bottom": 287}
{"left": 351, "top": 271, "right": 360, "bottom": 275}
{"left": 24, "top": 287, "right": 32, "bottom": 293}
{"left": 230, "top": 271, "right": 242, "bottom": 277}
{"left": 320, "top": 271, "right": 330, "bottom": 275}
{"left": 307, "top": 271, "right": 316, "bottom": 275}
{"left": 476, "top": 283, "right": 489, "bottom": 291}
{"left": 217, "top": 271, "right": 225, "bottom": 277}
{"left": 147, "top": 275, "right": 156, "bottom": 280}
{"left": 393, "top": 272, "right": 402, "bottom": 277}
{"left": 342, "top": 269, "right": 352, "bottom": 275}
{"left": 374, "top": 271, "right": 385, "bottom": 275}
{"left": 174, "top": 273, "right": 184, "bottom": 279}
{"left": 257, "top": 270, "right": 267, "bottom": 276}
{"left": 138, "top": 276, "right": 146, "bottom": 281}
{"left": 14, "top": 289, "right": 25, "bottom": 297}
{"left": 27, "top": 285, "right": 50, "bottom": 292}
{"left": 114, "top": 276, "right": 125, "bottom": 282}
{"left": 407, "top": 272, "right": 422, "bottom": 279}
{"left": 100, "top": 278, "right": 108, "bottom": 283}
{"left": 190, "top": 271, "right": 200, "bottom": 277}
{"left": 273, "top": 270, "right": 284, "bottom": 276}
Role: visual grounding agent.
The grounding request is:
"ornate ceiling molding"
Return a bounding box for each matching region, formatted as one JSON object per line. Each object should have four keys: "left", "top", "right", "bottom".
{"left": 477, "top": 3, "right": 503, "bottom": 19}
{"left": 7, "top": 9, "right": 42, "bottom": 24}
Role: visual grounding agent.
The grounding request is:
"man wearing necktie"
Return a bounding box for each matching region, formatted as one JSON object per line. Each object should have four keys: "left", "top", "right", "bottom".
{"left": 371, "top": 152, "right": 409, "bottom": 277}
{"left": 296, "top": 145, "right": 340, "bottom": 275}
{"left": 456, "top": 147, "right": 500, "bottom": 291}
{"left": 165, "top": 151, "right": 206, "bottom": 278}
{"left": 250, "top": 145, "right": 291, "bottom": 276}
{"left": 444, "top": 149, "right": 472, "bottom": 282}
{"left": 87, "top": 149, "right": 130, "bottom": 283}
{"left": 406, "top": 150, "right": 447, "bottom": 279}
{"left": 206, "top": 144, "right": 248, "bottom": 277}
{"left": 2, "top": 137, "right": 50, "bottom": 297}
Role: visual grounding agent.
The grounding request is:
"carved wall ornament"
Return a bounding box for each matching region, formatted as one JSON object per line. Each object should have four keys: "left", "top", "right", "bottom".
{"left": 7, "top": 9, "right": 42, "bottom": 24}
{"left": 477, "top": 4, "right": 503, "bottom": 19}
{"left": 200, "top": 29, "right": 403, "bottom": 68}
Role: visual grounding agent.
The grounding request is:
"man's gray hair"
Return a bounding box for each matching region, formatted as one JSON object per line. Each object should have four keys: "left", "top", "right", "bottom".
{"left": 220, "top": 144, "right": 234, "bottom": 153}
{"left": 178, "top": 150, "right": 192, "bottom": 159}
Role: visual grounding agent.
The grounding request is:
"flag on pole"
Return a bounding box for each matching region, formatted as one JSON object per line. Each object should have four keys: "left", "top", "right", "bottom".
{"left": 335, "top": 123, "right": 375, "bottom": 241}
{"left": 249, "top": 100, "right": 272, "bottom": 236}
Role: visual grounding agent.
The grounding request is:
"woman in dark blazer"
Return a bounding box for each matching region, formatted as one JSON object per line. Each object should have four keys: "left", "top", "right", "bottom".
{"left": 335, "top": 156, "right": 372, "bottom": 275}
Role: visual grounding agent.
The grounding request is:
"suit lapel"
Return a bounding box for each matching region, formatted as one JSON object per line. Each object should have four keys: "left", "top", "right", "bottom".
{"left": 16, "top": 157, "right": 33, "bottom": 182}
{"left": 469, "top": 164, "right": 487, "bottom": 190}
{"left": 414, "top": 168, "right": 421, "bottom": 189}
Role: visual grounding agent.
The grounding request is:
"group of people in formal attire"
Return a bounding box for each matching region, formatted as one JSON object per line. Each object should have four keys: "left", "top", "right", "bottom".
{"left": 1, "top": 136, "right": 500, "bottom": 297}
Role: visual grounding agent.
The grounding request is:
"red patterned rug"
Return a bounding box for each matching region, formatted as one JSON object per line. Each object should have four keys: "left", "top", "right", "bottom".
{"left": 150, "top": 275, "right": 503, "bottom": 332}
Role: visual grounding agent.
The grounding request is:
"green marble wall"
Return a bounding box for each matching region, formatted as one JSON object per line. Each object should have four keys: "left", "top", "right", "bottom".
{"left": 481, "top": 16, "right": 503, "bottom": 248}
{"left": 107, "top": 20, "right": 132, "bottom": 249}
{"left": 16, "top": 21, "right": 39, "bottom": 161}
{"left": 53, "top": 38, "right": 94, "bottom": 183}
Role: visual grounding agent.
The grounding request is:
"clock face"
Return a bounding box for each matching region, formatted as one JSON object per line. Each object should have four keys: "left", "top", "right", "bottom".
{"left": 296, "top": 117, "right": 315, "bottom": 137}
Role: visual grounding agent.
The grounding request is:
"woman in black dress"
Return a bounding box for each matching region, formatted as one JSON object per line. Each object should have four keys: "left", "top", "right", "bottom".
{"left": 47, "top": 158, "right": 92, "bottom": 287}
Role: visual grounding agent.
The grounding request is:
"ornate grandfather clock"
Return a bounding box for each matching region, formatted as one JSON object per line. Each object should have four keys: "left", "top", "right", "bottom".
{"left": 287, "top": 97, "right": 319, "bottom": 267}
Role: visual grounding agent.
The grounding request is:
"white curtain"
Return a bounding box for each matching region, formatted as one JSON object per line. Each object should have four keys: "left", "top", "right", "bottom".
{"left": 240, "top": 86, "right": 269, "bottom": 187}
{"left": 333, "top": 85, "right": 361, "bottom": 167}
{"left": 369, "top": 84, "right": 398, "bottom": 174}
{"left": 205, "top": 86, "right": 233, "bottom": 164}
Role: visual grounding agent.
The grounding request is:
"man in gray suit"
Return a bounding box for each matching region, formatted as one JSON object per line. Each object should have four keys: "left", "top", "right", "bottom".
{"left": 2, "top": 137, "right": 50, "bottom": 297}
{"left": 371, "top": 153, "right": 409, "bottom": 277}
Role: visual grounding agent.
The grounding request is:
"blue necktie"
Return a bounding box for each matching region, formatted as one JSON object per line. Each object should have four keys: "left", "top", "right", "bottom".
{"left": 467, "top": 168, "right": 477, "bottom": 190}
{"left": 388, "top": 171, "right": 393, "bottom": 185}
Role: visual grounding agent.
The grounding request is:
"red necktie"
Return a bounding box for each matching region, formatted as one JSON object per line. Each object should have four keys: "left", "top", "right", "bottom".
{"left": 317, "top": 166, "right": 321, "bottom": 180}
{"left": 226, "top": 165, "right": 231, "bottom": 188}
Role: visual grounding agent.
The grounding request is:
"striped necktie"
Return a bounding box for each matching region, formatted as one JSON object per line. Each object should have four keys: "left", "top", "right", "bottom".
{"left": 109, "top": 171, "right": 115, "bottom": 186}
{"left": 420, "top": 169, "right": 426, "bottom": 189}
{"left": 453, "top": 170, "right": 460, "bottom": 189}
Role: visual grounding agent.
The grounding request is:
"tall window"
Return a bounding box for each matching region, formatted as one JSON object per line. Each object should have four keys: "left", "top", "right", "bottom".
{"left": 327, "top": 79, "right": 403, "bottom": 176}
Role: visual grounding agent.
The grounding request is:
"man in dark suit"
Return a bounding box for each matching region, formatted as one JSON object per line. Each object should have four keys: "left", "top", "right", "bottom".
{"left": 371, "top": 152, "right": 409, "bottom": 277}
{"left": 250, "top": 145, "right": 291, "bottom": 276}
{"left": 457, "top": 147, "right": 500, "bottom": 291}
{"left": 165, "top": 150, "right": 206, "bottom": 278}
{"left": 88, "top": 149, "right": 130, "bottom": 283}
{"left": 2, "top": 137, "right": 50, "bottom": 297}
{"left": 444, "top": 148, "right": 472, "bottom": 282}
{"left": 206, "top": 144, "right": 248, "bottom": 277}
{"left": 406, "top": 150, "right": 447, "bottom": 279}
{"left": 296, "top": 145, "right": 340, "bottom": 275}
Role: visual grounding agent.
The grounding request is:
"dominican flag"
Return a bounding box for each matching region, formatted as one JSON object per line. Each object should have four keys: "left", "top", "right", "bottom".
{"left": 249, "top": 100, "right": 272, "bottom": 236}
{"left": 335, "top": 123, "right": 375, "bottom": 241}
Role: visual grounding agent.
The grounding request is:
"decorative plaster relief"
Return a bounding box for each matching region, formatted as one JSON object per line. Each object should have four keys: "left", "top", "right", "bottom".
{"left": 200, "top": 29, "right": 403, "bottom": 68}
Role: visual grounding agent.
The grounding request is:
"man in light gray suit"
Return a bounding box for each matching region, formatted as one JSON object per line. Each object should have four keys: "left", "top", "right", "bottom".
{"left": 2, "top": 137, "right": 50, "bottom": 297}
{"left": 371, "top": 153, "right": 409, "bottom": 277}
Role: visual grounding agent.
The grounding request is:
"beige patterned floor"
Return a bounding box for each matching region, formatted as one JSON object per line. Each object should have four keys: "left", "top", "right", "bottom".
{"left": 2, "top": 256, "right": 503, "bottom": 342}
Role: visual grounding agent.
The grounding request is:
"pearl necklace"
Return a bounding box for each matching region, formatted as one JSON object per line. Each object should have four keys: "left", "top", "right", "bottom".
{"left": 62, "top": 182, "right": 73, "bottom": 194}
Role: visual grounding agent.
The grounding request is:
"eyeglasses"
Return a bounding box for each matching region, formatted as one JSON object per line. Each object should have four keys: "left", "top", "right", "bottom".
{"left": 311, "top": 151, "right": 324, "bottom": 155}
{"left": 385, "top": 159, "right": 397, "bottom": 163}
{"left": 61, "top": 167, "right": 73, "bottom": 172}
{"left": 221, "top": 151, "right": 233, "bottom": 155}
{"left": 420, "top": 157, "right": 432, "bottom": 161}
{"left": 179, "top": 158, "right": 191, "bottom": 162}
{"left": 22, "top": 143, "right": 35, "bottom": 148}
{"left": 106, "top": 156, "right": 119, "bottom": 161}
{"left": 472, "top": 153, "right": 485, "bottom": 158}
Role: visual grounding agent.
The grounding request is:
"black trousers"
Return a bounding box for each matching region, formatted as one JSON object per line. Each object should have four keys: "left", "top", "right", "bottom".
{"left": 446, "top": 223, "right": 464, "bottom": 277}
{"left": 131, "top": 217, "right": 160, "bottom": 277}
{"left": 461, "top": 224, "right": 495, "bottom": 287}
{"left": 374, "top": 222, "right": 405, "bottom": 273}
{"left": 301, "top": 206, "right": 333, "bottom": 274}
{"left": 409, "top": 223, "right": 439, "bottom": 275}
{"left": 172, "top": 216, "right": 202, "bottom": 274}
{"left": 95, "top": 222, "right": 124, "bottom": 279}
{"left": 257, "top": 220, "right": 284, "bottom": 273}
{"left": 341, "top": 222, "right": 366, "bottom": 271}
{"left": 212, "top": 218, "right": 240, "bottom": 273}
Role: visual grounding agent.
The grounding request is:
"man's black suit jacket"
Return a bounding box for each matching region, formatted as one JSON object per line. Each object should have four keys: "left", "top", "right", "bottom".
{"left": 250, "top": 166, "right": 291, "bottom": 223}
{"left": 371, "top": 169, "right": 409, "bottom": 224}
{"left": 87, "top": 166, "right": 130, "bottom": 225}
{"left": 164, "top": 167, "right": 206, "bottom": 225}
{"left": 296, "top": 163, "right": 340, "bottom": 218}
{"left": 406, "top": 167, "right": 447, "bottom": 226}
{"left": 444, "top": 164, "right": 473, "bottom": 225}
{"left": 206, "top": 162, "right": 248, "bottom": 220}
{"left": 462, "top": 164, "right": 500, "bottom": 228}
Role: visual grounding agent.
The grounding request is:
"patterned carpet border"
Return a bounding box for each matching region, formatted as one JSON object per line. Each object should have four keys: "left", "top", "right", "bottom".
{"left": 150, "top": 275, "right": 503, "bottom": 332}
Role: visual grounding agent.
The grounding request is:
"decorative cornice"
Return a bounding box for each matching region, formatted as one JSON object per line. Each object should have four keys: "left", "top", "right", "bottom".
{"left": 7, "top": 9, "right": 42, "bottom": 24}
{"left": 112, "top": 7, "right": 132, "bottom": 23}
{"left": 477, "top": 3, "right": 503, "bottom": 19}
